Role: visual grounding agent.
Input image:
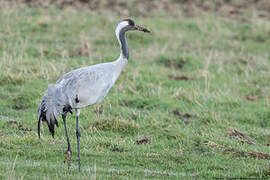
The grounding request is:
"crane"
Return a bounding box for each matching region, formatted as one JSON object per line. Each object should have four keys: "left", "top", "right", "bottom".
{"left": 38, "top": 19, "right": 150, "bottom": 171}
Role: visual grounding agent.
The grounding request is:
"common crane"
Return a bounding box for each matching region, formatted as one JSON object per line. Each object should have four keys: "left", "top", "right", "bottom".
{"left": 38, "top": 19, "right": 150, "bottom": 171}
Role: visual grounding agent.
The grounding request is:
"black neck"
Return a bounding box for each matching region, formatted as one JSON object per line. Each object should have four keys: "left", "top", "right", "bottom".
{"left": 119, "top": 28, "right": 129, "bottom": 59}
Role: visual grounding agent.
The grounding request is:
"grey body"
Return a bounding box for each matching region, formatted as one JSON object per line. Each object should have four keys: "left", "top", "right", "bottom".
{"left": 54, "top": 58, "right": 127, "bottom": 109}
{"left": 37, "top": 19, "right": 150, "bottom": 171}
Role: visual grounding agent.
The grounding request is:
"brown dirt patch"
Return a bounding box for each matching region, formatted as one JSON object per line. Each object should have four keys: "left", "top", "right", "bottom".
{"left": 134, "top": 138, "right": 150, "bottom": 145}
{"left": 111, "top": 147, "right": 123, "bottom": 152}
{"left": 205, "top": 141, "right": 270, "bottom": 160}
{"left": 168, "top": 74, "right": 192, "bottom": 81}
{"left": 245, "top": 95, "right": 259, "bottom": 101}
{"left": 173, "top": 110, "right": 197, "bottom": 119}
{"left": 227, "top": 128, "right": 256, "bottom": 145}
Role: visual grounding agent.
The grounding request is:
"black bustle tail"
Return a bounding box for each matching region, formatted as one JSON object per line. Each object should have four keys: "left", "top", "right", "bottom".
{"left": 38, "top": 100, "right": 59, "bottom": 138}
{"left": 37, "top": 85, "right": 60, "bottom": 138}
{"left": 38, "top": 85, "right": 73, "bottom": 138}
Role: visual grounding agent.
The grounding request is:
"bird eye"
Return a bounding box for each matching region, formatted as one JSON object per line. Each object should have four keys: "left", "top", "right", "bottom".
{"left": 128, "top": 20, "right": 135, "bottom": 26}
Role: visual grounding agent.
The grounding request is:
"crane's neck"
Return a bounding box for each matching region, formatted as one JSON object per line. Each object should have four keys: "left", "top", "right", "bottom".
{"left": 116, "top": 27, "right": 129, "bottom": 60}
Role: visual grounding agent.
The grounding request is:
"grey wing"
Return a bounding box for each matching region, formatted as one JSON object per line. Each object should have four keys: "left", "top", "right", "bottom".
{"left": 74, "top": 69, "right": 113, "bottom": 108}
{"left": 56, "top": 66, "right": 113, "bottom": 108}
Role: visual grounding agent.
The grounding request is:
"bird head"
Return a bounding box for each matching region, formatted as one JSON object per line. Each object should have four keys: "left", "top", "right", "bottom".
{"left": 116, "top": 19, "right": 150, "bottom": 33}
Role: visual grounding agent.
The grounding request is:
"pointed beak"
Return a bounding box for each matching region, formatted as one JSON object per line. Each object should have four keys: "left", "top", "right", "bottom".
{"left": 133, "top": 25, "right": 151, "bottom": 33}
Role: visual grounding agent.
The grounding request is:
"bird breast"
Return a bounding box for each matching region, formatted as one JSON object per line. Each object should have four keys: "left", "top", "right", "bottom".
{"left": 71, "top": 66, "right": 122, "bottom": 108}
{"left": 75, "top": 78, "right": 113, "bottom": 108}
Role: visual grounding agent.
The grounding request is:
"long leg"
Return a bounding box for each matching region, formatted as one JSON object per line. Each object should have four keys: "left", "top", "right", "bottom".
{"left": 63, "top": 114, "right": 72, "bottom": 168}
{"left": 75, "top": 109, "right": 81, "bottom": 171}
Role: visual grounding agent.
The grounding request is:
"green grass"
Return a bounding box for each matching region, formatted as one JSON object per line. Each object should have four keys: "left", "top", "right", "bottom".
{"left": 1, "top": 5, "right": 270, "bottom": 179}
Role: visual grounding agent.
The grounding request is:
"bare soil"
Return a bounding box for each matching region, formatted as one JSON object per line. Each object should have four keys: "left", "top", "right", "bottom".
{"left": 1, "top": 0, "right": 270, "bottom": 17}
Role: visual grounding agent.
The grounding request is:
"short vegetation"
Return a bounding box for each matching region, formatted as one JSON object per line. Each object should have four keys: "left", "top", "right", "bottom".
{"left": 0, "top": 0, "right": 270, "bottom": 179}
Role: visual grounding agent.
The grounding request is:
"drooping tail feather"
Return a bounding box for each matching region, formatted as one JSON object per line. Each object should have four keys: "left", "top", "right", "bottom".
{"left": 38, "top": 84, "right": 60, "bottom": 138}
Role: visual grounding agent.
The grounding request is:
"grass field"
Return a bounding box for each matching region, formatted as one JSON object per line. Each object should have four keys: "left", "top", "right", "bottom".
{"left": 0, "top": 1, "right": 270, "bottom": 179}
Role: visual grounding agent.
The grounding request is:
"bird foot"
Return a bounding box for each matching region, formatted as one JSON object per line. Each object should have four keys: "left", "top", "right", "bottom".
{"left": 64, "top": 150, "right": 72, "bottom": 169}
